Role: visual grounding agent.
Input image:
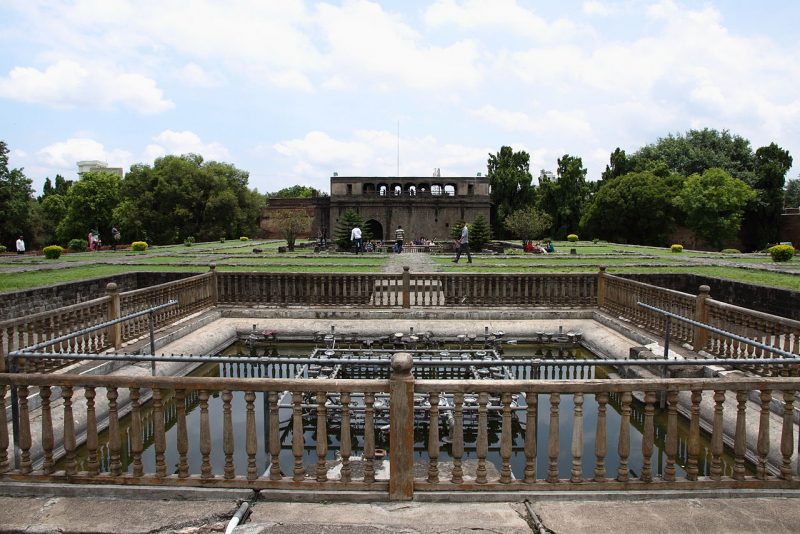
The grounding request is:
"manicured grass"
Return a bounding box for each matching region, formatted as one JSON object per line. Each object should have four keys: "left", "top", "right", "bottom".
{"left": 0, "top": 265, "right": 206, "bottom": 292}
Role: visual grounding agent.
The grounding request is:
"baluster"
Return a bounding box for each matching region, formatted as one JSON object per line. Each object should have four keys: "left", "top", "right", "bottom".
{"left": 686, "top": 390, "right": 702, "bottom": 481}
{"left": 500, "top": 392, "right": 512, "bottom": 484}
{"left": 427, "top": 392, "right": 440, "bottom": 483}
{"left": 664, "top": 391, "right": 678, "bottom": 482}
{"left": 756, "top": 389, "right": 771, "bottom": 480}
{"left": 316, "top": 391, "right": 328, "bottom": 482}
{"left": 0, "top": 385, "right": 8, "bottom": 473}
{"left": 641, "top": 391, "right": 655, "bottom": 482}
{"left": 476, "top": 392, "right": 489, "bottom": 484}
{"left": 709, "top": 390, "right": 725, "bottom": 480}
{"left": 153, "top": 388, "right": 167, "bottom": 477}
{"left": 616, "top": 391, "right": 631, "bottom": 482}
{"left": 547, "top": 392, "right": 560, "bottom": 483}
{"left": 781, "top": 390, "right": 794, "bottom": 481}
{"left": 126, "top": 387, "right": 143, "bottom": 477}
{"left": 452, "top": 392, "right": 465, "bottom": 484}
{"left": 340, "top": 392, "right": 352, "bottom": 483}
{"left": 175, "top": 389, "right": 189, "bottom": 478}
{"left": 16, "top": 384, "right": 32, "bottom": 473}
{"left": 38, "top": 386, "right": 54, "bottom": 474}
{"left": 62, "top": 386, "right": 76, "bottom": 475}
{"left": 84, "top": 386, "right": 100, "bottom": 476}
{"left": 221, "top": 390, "right": 234, "bottom": 480}
{"left": 292, "top": 391, "right": 305, "bottom": 482}
{"left": 571, "top": 392, "right": 584, "bottom": 483}
{"left": 199, "top": 389, "right": 213, "bottom": 479}
{"left": 269, "top": 392, "right": 281, "bottom": 480}
{"left": 731, "top": 391, "right": 747, "bottom": 481}
{"left": 245, "top": 391, "right": 257, "bottom": 481}
{"left": 594, "top": 392, "right": 608, "bottom": 482}
{"left": 364, "top": 392, "right": 376, "bottom": 483}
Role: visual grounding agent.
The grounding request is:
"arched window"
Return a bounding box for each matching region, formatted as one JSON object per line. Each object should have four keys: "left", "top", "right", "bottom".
{"left": 444, "top": 184, "right": 456, "bottom": 196}
{"left": 431, "top": 184, "right": 443, "bottom": 196}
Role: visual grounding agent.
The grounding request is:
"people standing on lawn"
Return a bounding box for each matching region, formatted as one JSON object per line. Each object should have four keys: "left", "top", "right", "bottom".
{"left": 350, "top": 225, "right": 362, "bottom": 254}
{"left": 87, "top": 229, "right": 95, "bottom": 251}
{"left": 112, "top": 226, "right": 121, "bottom": 251}
{"left": 15, "top": 236, "right": 25, "bottom": 255}
{"left": 452, "top": 222, "right": 472, "bottom": 264}
{"left": 395, "top": 225, "right": 405, "bottom": 253}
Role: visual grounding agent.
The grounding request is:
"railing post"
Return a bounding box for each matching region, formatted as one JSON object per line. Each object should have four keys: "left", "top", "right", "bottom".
{"left": 693, "top": 285, "right": 711, "bottom": 351}
{"left": 402, "top": 266, "right": 410, "bottom": 309}
{"left": 106, "top": 283, "right": 122, "bottom": 350}
{"left": 597, "top": 266, "right": 606, "bottom": 308}
{"left": 208, "top": 263, "right": 218, "bottom": 304}
{"left": 389, "top": 352, "right": 414, "bottom": 500}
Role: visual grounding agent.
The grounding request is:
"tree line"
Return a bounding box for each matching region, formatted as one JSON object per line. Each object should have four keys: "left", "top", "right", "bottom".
{"left": 488, "top": 128, "right": 796, "bottom": 251}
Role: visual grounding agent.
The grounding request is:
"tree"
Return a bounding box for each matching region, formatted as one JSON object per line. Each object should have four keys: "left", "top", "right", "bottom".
{"left": 272, "top": 211, "right": 311, "bottom": 251}
{"left": 741, "top": 143, "right": 793, "bottom": 249}
{"left": 56, "top": 171, "right": 122, "bottom": 244}
{"left": 674, "top": 168, "right": 755, "bottom": 249}
{"left": 486, "top": 146, "right": 536, "bottom": 237}
{"left": 0, "top": 140, "right": 35, "bottom": 248}
{"left": 113, "top": 154, "right": 263, "bottom": 244}
{"left": 538, "top": 154, "right": 589, "bottom": 239}
{"left": 267, "top": 185, "right": 326, "bottom": 198}
{"left": 469, "top": 214, "right": 491, "bottom": 252}
{"left": 786, "top": 178, "right": 800, "bottom": 208}
{"left": 503, "top": 207, "right": 553, "bottom": 242}
{"left": 333, "top": 209, "right": 367, "bottom": 251}
{"left": 580, "top": 171, "right": 682, "bottom": 245}
{"left": 600, "top": 148, "right": 632, "bottom": 182}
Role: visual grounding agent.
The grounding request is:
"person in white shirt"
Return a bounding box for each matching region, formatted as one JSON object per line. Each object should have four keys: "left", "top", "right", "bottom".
{"left": 350, "top": 226, "right": 362, "bottom": 254}
{"left": 15, "top": 236, "right": 25, "bottom": 255}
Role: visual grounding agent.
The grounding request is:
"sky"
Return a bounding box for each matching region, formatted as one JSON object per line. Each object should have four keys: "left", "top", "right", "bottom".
{"left": 2, "top": 0, "right": 800, "bottom": 195}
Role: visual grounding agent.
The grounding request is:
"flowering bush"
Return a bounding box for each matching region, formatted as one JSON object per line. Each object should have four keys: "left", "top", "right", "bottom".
{"left": 567, "top": 234, "right": 579, "bottom": 242}
{"left": 670, "top": 244, "right": 683, "bottom": 253}
{"left": 239, "top": 236, "right": 249, "bottom": 241}
{"left": 68, "top": 238, "right": 88, "bottom": 252}
{"left": 43, "top": 245, "right": 64, "bottom": 259}
{"left": 769, "top": 244, "right": 794, "bottom": 262}
{"left": 0, "top": 245, "right": 6, "bottom": 253}
{"left": 131, "top": 241, "right": 148, "bottom": 252}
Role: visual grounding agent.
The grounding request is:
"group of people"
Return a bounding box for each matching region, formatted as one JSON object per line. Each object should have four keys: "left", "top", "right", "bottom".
{"left": 524, "top": 240, "right": 555, "bottom": 254}
{"left": 348, "top": 222, "right": 474, "bottom": 264}
{"left": 348, "top": 225, "right": 380, "bottom": 254}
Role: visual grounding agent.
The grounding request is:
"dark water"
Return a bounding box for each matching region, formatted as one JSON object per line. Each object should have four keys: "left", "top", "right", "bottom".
{"left": 57, "top": 352, "right": 753, "bottom": 480}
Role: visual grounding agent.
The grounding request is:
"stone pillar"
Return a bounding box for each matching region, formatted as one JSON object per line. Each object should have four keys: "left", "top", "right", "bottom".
{"left": 402, "top": 266, "right": 410, "bottom": 309}
{"left": 208, "top": 263, "right": 218, "bottom": 304}
{"left": 389, "top": 352, "right": 414, "bottom": 500}
{"left": 693, "top": 285, "right": 711, "bottom": 351}
{"left": 597, "top": 266, "right": 607, "bottom": 308}
{"left": 106, "top": 283, "right": 122, "bottom": 350}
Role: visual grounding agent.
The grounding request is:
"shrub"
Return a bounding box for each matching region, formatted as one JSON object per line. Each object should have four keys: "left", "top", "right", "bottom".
{"left": 592, "top": 238, "right": 599, "bottom": 244}
{"left": 131, "top": 241, "right": 148, "bottom": 252}
{"left": 240, "top": 236, "right": 249, "bottom": 241}
{"left": 68, "top": 238, "right": 88, "bottom": 252}
{"left": 769, "top": 244, "right": 795, "bottom": 262}
{"left": 721, "top": 248, "right": 740, "bottom": 254}
{"left": 0, "top": 245, "right": 6, "bottom": 253}
{"left": 567, "top": 234, "right": 579, "bottom": 242}
{"left": 43, "top": 245, "right": 64, "bottom": 259}
{"left": 671, "top": 244, "right": 683, "bottom": 253}
{"left": 220, "top": 237, "right": 226, "bottom": 243}
{"left": 184, "top": 236, "right": 195, "bottom": 247}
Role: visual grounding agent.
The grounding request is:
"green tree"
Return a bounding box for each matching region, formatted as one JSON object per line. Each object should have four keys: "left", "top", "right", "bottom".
{"left": 267, "top": 185, "right": 326, "bottom": 198}
{"left": 674, "top": 168, "right": 756, "bottom": 249}
{"left": 740, "top": 143, "right": 793, "bottom": 249}
{"left": 487, "top": 146, "right": 536, "bottom": 237}
{"left": 785, "top": 178, "right": 800, "bottom": 208}
{"left": 469, "top": 214, "right": 491, "bottom": 252}
{"left": 600, "top": 148, "right": 632, "bottom": 182}
{"left": 538, "top": 154, "right": 589, "bottom": 239}
{"left": 272, "top": 211, "right": 312, "bottom": 251}
{"left": 333, "top": 209, "right": 367, "bottom": 251}
{"left": 503, "top": 206, "right": 553, "bottom": 242}
{"left": 114, "top": 154, "right": 263, "bottom": 244}
{"left": 580, "top": 171, "right": 682, "bottom": 245}
{"left": 0, "top": 140, "right": 35, "bottom": 248}
{"left": 631, "top": 128, "right": 755, "bottom": 183}
{"left": 56, "top": 171, "right": 122, "bottom": 244}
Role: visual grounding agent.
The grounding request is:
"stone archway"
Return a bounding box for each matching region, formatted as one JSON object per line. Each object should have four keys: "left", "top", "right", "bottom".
{"left": 365, "top": 219, "right": 384, "bottom": 242}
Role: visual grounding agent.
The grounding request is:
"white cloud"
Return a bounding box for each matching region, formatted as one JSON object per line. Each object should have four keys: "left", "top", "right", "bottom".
{"left": 0, "top": 60, "right": 173, "bottom": 114}
{"left": 582, "top": 1, "right": 612, "bottom": 16}
{"left": 37, "top": 138, "right": 132, "bottom": 170}
{"left": 176, "top": 63, "right": 223, "bottom": 88}
{"left": 148, "top": 130, "right": 230, "bottom": 161}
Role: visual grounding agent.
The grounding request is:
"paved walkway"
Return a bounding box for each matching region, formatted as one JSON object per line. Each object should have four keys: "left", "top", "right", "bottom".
{"left": 382, "top": 250, "right": 441, "bottom": 273}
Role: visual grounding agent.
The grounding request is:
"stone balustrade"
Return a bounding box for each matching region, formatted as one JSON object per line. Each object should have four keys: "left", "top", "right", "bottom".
{"left": 1, "top": 362, "right": 799, "bottom": 498}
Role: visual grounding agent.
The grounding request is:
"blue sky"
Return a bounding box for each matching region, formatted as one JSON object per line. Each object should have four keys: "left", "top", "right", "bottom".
{"left": 2, "top": 0, "right": 799, "bottom": 194}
